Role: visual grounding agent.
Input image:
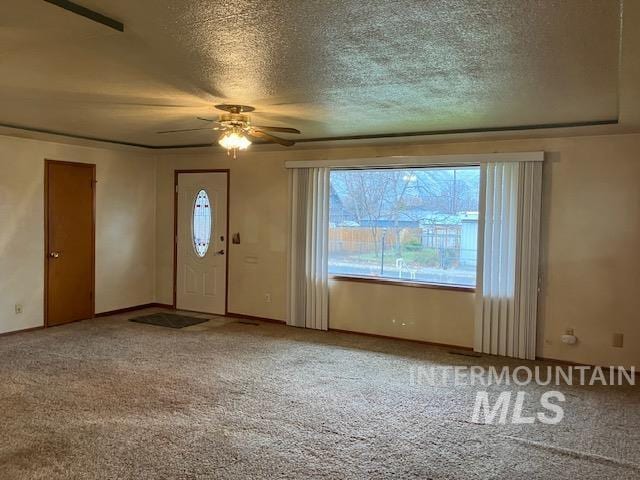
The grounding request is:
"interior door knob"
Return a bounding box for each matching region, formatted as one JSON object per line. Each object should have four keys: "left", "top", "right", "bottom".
{"left": 49, "top": 252, "right": 60, "bottom": 258}
{"left": 216, "top": 249, "right": 225, "bottom": 255}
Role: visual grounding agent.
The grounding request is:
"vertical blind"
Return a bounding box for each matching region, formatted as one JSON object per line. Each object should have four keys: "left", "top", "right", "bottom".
{"left": 287, "top": 168, "right": 330, "bottom": 330}
{"left": 475, "top": 161, "right": 543, "bottom": 359}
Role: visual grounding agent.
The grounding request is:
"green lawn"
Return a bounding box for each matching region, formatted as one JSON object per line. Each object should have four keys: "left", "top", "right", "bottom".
{"left": 342, "top": 247, "right": 443, "bottom": 268}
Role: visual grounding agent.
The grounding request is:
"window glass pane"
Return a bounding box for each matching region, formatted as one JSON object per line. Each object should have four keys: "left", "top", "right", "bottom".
{"left": 192, "top": 189, "right": 212, "bottom": 257}
{"left": 329, "top": 166, "right": 480, "bottom": 287}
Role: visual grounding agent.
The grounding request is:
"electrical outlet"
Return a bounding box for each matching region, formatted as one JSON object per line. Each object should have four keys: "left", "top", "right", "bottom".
{"left": 612, "top": 333, "right": 624, "bottom": 348}
{"left": 264, "top": 293, "right": 272, "bottom": 303}
{"left": 15, "top": 304, "right": 23, "bottom": 314}
{"left": 565, "top": 328, "right": 574, "bottom": 336}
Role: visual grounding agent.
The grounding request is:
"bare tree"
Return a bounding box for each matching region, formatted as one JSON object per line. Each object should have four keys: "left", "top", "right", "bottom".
{"left": 332, "top": 168, "right": 480, "bottom": 261}
{"left": 337, "top": 170, "right": 413, "bottom": 256}
{"left": 412, "top": 168, "right": 479, "bottom": 214}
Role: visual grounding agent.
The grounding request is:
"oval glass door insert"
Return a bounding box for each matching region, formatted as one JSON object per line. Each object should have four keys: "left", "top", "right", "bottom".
{"left": 192, "top": 189, "right": 213, "bottom": 257}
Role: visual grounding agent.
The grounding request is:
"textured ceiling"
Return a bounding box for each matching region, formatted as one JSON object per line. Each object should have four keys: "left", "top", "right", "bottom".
{"left": 0, "top": 0, "right": 622, "bottom": 147}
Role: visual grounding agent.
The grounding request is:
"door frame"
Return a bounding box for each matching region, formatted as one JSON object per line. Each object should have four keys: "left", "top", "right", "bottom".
{"left": 44, "top": 159, "right": 96, "bottom": 327}
{"left": 173, "top": 169, "right": 230, "bottom": 314}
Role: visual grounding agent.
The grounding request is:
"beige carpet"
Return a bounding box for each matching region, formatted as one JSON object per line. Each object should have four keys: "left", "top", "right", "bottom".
{"left": 1, "top": 308, "right": 638, "bottom": 479}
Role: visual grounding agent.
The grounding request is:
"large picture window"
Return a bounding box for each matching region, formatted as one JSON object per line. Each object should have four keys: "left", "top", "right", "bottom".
{"left": 328, "top": 166, "right": 480, "bottom": 288}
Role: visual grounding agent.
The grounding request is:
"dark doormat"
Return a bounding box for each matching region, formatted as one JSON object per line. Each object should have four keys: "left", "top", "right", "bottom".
{"left": 129, "top": 313, "right": 211, "bottom": 329}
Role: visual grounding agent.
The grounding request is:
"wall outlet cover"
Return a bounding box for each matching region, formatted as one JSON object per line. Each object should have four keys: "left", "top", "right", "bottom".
{"left": 612, "top": 333, "right": 624, "bottom": 348}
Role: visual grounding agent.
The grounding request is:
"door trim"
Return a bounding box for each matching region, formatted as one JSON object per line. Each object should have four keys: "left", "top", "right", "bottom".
{"left": 173, "top": 169, "right": 230, "bottom": 314}
{"left": 44, "top": 159, "right": 96, "bottom": 327}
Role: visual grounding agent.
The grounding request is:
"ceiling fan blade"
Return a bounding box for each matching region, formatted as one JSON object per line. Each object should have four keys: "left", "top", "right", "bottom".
{"left": 156, "top": 127, "right": 217, "bottom": 134}
{"left": 252, "top": 125, "right": 301, "bottom": 134}
{"left": 197, "top": 117, "right": 221, "bottom": 124}
{"left": 74, "top": 102, "right": 199, "bottom": 108}
{"left": 249, "top": 129, "right": 295, "bottom": 147}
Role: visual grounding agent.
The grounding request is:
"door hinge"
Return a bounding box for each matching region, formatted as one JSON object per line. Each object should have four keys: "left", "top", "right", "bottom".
{"left": 175, "top": 185, "right": 179, "bottom": 193}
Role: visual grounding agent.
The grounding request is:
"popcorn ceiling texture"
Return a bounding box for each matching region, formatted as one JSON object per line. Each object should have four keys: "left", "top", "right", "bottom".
{"left": 0, "top": 0, "right": 620, "bottom": 146}
{"left": 0, "top": 307, "right": 638, "bottom": 479}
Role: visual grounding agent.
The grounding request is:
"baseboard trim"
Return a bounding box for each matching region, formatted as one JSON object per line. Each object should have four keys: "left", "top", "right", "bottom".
{"left": 0, "top": 326, "right": 44, "bottom": 337}
{"left": 95, "top": 303, "right": 174, "bottom": 317}
{"left": 536, "top": 356, "right": 589, "bottom": 366}
{"left": 151, "top": 303, "right": 175, "bottom": 310}
{"left": 225, "top": 312, "right": 285, "bottom": 324}
{"left": 536, "top": 356, "right": 639, "bottom": 376}
{"left": 328, "top": 327, "right": 474, "bottom": 351}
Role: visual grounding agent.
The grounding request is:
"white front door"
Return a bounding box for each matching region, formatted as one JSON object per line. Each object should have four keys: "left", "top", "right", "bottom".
{"left": 176, "top": 172, "right": 228, "bottom": 314}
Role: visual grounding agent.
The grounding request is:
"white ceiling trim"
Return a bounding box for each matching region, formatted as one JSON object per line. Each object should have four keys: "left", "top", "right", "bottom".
{"left": 284, "top": 152, "right": 544, "bottom": 169}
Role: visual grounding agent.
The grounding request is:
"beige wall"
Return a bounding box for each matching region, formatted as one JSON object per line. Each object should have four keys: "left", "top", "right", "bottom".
{"left": 155, "top": 153, "right": 289, "bottom": 320}
{"left": 155, "top": 133, "right": 640, "bottom": 368}
{"left": 329, "top": 280, "right": 475, "bottom": 347}
{"left": 1, "top": 130, "right": 637, "bottom": 368}
{"left": 0, "top": 135, "right": 156, "bottom": 334}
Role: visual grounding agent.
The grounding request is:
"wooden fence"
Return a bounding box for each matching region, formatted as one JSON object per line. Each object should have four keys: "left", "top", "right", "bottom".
{"left": 329, "top": 227, "right": 422, "bottom": 254}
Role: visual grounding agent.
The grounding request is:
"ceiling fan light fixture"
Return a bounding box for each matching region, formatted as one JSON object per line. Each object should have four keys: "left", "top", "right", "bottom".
{"left": 218, "top": 129, "right": 251, "bottom": 151}
{"left": 156, "top": 105, "right": 299, "bottom": 153}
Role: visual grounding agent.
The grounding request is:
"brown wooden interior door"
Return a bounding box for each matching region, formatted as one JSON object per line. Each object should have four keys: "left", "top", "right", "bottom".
{"left": 46, "top": 161, "right": 95, "bottom": 326}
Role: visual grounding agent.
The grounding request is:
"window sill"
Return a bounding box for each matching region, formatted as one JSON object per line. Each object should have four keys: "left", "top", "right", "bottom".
{"left": 329, "top": 274, "right": 475, "bottom": 292}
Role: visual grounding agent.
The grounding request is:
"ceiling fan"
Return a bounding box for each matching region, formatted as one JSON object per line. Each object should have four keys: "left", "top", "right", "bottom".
{"left": 157, "top": 104, "right": 301, "bottom": 158}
